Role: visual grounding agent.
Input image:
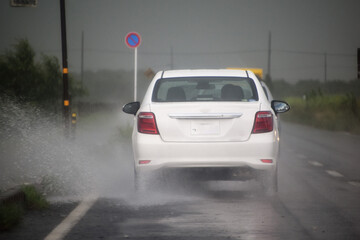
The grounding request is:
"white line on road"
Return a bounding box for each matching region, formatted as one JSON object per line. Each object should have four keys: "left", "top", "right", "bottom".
{"left": 348, "top": 181, "right": 360, "bottom": 187}
{"left": 308, "top": 161, "right": 324, "bottom": 167}
{"left": 326, "top": 170, "right": 344, "bottom": 178}
{"left": 44, "top": 194, "right": 98, "bottom": 240}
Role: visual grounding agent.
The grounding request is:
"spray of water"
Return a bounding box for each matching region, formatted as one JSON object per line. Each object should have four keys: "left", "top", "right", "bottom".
{"left": 0, "top": 94, "right": 135, "bottom": 201}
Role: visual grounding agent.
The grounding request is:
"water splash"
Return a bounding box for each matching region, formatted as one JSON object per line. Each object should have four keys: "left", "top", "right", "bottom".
{"left": 0, "top": 94, "right": 134, "bottom": 201}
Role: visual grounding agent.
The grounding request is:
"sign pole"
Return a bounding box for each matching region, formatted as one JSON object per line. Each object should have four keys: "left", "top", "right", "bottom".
{"left": 134, "top": 47, "right": 137, "bottom": 101}
{"left": 125, "top": 32, "right": 141, "bottom": 102}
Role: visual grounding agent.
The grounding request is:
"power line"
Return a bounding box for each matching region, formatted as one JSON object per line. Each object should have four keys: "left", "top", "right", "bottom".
{"left": 39, "top": 47, "right": 356, "bottom": 58}
{"left": 274, "top": 49, "right": 356, "bottom": 57}
{"left": 40, "top": 48, "right": 266, "bottom": 56}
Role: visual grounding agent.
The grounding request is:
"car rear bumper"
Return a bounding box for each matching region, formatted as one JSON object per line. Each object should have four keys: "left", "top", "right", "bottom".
{"left": 133, "top": 131, "right": 279, "bottom": 172}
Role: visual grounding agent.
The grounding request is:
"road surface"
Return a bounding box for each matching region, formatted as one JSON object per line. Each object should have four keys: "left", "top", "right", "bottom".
{"left": 2, "top": 122, "right": 360, "bottom": 240}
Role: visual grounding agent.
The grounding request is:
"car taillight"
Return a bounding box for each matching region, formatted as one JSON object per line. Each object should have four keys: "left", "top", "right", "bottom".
{"left": 252, "top": 111, "right": 273, "bottom": 133}
{"left": 138, "top": 112, "right": 159, "bottom": 134}
{"left": 139, "top": 160, "right": 151, "bottom": 164}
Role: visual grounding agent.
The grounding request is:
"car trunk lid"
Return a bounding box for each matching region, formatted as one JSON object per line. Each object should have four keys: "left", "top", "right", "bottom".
{"left": 150, "top": 102, "right": 260, "bottom": 142}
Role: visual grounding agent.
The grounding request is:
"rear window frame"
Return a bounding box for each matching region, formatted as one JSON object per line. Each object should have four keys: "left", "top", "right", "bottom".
{"left": 151, "top": 76, "right": 259, "bottom": 102}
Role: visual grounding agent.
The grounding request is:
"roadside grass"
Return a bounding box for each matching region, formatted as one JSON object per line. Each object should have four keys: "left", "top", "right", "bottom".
{"left": 22, "top": 185, "right": 49, "bottom": 210}
{"left": 0, "top": 203, "right": 24, "bottom": 231}
{"left": 283, "top": 94, "right": 360, "bottom": 134}
{"left": 0, "top": 185, "right": 48, "bottom": 231}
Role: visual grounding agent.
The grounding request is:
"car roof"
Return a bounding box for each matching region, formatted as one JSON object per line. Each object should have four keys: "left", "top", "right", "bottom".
{"left": 160, "top": 69, "right": 250, "bottom": 79}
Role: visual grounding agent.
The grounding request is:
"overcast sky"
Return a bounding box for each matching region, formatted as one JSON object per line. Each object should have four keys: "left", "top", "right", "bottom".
{"left": 1, "top": 0, "right": 359, "bottom": 82}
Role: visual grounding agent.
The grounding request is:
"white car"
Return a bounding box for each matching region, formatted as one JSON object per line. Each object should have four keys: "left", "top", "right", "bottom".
{"left": 123, "top": 69, "right": 290, "bottom": 193}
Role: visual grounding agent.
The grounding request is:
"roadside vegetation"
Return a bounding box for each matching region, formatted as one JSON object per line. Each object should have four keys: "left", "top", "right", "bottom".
{"left": 283, "top": 94, "right": 360, "bottom": 134}
{"left": 0, "top": 185, "right": 48, "bottom": 231}
{"left": 0, "top": 38, "right": 85, "bottom": 113}
{"left": 22, "top": 185, "right": 49, "bottom": 210}
{"left": 271, "top": 79, "right": 360, "bottom": 134}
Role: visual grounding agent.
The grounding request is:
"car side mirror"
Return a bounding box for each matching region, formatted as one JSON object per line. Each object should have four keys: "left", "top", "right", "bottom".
{"left": 271, "top": 100, "right": 290, "bottom": 114}
{"left": 123, "top": 101, "right": 140, "bottom": 115}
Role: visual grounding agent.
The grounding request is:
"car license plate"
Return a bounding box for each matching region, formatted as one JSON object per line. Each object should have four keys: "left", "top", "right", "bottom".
{"left": 190, "top": 120, "right": 220, "bottom": 135}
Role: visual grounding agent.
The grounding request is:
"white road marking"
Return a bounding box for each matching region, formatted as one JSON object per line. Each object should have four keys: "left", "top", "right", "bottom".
{"left": 308, "top": 161, "right": 323, "bottom": 167}
{"left": 348, "top": 181, "right": 360, "bottom": 187}
{"left": 44, "top": 195, "right": 98, "bottom": 240}
{"left": 325, "top": 170, "right": 344, "bottom": 178}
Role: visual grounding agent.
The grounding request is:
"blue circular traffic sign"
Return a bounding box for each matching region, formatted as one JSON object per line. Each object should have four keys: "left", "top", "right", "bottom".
{"left": 125, "top": 32, "right": 141, "bottom": 48}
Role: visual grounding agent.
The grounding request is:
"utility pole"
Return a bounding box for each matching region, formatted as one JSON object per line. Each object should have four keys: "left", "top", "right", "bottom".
{"left": 81, "top": 31, "right": 84, "bottom": 90}
{"left": 170, "top": 46, "right": 174, "bottom": 70}
{"left": 324, "top": 52, "right": 327, "bottom": 83}
{"left": 60, "top": 0, "right": 70, "bottom": 138}
{"left": 267, "top": 31, "right": 272, "bottom": 79}
{"left": 357, "top": 48, "right": 360, "bottom": 80}
{"left": 265, "top": 31, "right": 273, "bottom": 89}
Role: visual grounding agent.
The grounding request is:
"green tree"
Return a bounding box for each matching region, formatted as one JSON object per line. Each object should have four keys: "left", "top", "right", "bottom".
{"left": 0, "top": 39, "right": 85, "bottom": 111}
{"left": 0, "top": 39, "right": 38, "bottom": 100}
{"left": 37, "top": 55, "right": 62, "bottom": 109}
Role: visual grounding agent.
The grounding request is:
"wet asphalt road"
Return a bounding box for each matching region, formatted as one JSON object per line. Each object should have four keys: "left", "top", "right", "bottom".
{"left": 2, "top": 122, "right": 360, "bottom": 240}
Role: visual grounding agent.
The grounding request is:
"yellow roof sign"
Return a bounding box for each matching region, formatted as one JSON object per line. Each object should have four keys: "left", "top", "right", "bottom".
{"left": 227, "top": 68, "right": 263, "bottom": 79}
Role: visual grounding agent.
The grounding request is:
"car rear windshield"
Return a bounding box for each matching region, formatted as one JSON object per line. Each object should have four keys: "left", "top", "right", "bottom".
{"left": 152, "top": 77, "right": 259, "bottom": 102}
